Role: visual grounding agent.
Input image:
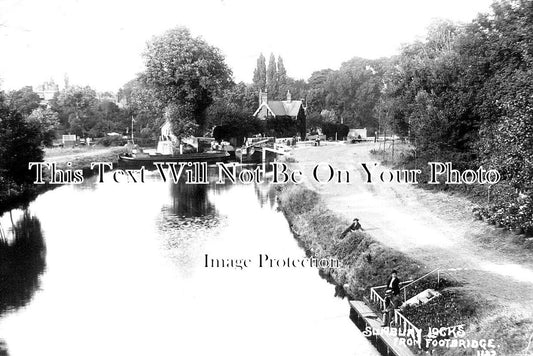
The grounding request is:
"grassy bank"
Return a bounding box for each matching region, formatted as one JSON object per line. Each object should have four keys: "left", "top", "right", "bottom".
{"left": 276, "top": 184, "right": 533, "bottom": 355}
{"left": 45, "top": 146, "right": 126, "bottom": 177}
{"left": 0, "top": 146, "right": 125, "bottom": 214}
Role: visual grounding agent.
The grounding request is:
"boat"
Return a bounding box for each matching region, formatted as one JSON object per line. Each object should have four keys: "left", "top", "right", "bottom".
{"left": 118, "top": 116, "right": 230, "bottom": 168}
{"left": 118, "top": 151, "right": 230, "bottom": 168}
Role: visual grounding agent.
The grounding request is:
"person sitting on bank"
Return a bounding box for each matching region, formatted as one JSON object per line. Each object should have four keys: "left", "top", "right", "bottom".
{"left": 339, "top": 218, "right": 364, "bottom": 239}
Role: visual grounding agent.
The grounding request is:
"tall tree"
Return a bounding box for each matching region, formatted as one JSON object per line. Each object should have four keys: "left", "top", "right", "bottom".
{"left": 266, "top": 53, "right": 278, "bottom": 98}
{"left": 277, "top": 55, "right": 288, "bottom": 97}
{"left": 252, "top": 53, "right": 267, "bottom": 90}
{"left": 142, "top": 26, "right": 233, "bottom": 136}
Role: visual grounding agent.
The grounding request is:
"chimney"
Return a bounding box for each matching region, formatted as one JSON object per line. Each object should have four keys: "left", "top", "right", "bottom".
{"left": 260, "top": 90, "right": 268, "bottom": 105}
{"left": 286, "top": 90, "right": 292, "bottom": 102}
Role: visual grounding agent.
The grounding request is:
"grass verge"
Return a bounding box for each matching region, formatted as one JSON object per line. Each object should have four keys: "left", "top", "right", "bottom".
{"left": 276, "top": 184, "right": 533, "bottom": 355}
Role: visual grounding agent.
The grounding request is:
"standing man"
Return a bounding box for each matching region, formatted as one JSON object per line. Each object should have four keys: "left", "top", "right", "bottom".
{"left": 339, "top": 218, "right": 364, "bottom": 239}
{"left": 382, "top": 289, "right": 395, "bottom": 327}
{"left": 385, "top": 270, "right": 402, "bottom": 307}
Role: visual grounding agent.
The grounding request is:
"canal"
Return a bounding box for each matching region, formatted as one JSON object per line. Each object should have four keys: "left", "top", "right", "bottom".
{"left": 0, "top": 169, "right": 379, "bottom": 356}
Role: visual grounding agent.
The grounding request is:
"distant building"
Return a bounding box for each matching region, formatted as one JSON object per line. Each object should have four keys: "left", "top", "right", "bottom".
{"left": 253, "top": 90, "right": 306, "bottom": 139}
{"left": 348, "top": 128, "right": 367, "bottom": 140}
{"left": 97, "top": 91, "right": 119, "bottom": 104}
{"left": 34, "top": 79, "right": 59, "bottom": 104}
{"left": 62, "top": 134, "right": 78, "bottom": 147}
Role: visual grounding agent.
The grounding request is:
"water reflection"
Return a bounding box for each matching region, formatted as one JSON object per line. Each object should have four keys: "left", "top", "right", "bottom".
{"left": 0, "top": 171, "right": 379, "bottom": 356}
{"left": 168, "top": 182, "right": 217, "bottom": 217}
{"left": 0, "top": 211, "right": 46, "bottom": 313}
{"left": 253, "top": 182, "right": 277, "bottom": 209}
{"left": 0, "top": 340, "right": 8, "bottom": 356}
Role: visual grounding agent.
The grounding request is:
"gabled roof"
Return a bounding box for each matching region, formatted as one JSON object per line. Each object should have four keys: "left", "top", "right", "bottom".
{"left": 253, "top": 99, "right": 304, "bottom": 118}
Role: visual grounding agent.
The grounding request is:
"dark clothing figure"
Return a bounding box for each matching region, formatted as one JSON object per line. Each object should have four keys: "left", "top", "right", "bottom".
{"left": 382, "top": 293, "right": 395, "bottom": 327}
{"left": 339, "top": 219, "right": 364, "bottom": 239}
{"left": 386, "top": 276, "right": 401, "bottom": 296}
{"left": 382, "top": 271, "right": 402, "bottom": 326}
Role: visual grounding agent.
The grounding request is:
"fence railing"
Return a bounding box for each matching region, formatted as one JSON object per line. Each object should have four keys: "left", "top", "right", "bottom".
{"left": 368, "top": 268, "right": 453, "bottom": 350}
{"left": 370, "top": 286, "right": 386, "bottom": 311}
{"left": 394, "top": 309, "right": 423, "bottom": 348}
{"left": 369, "top": 280, "right": 413, "bottom": 310}
{"left": 400, "top": 267, "right": 460, "bottom": 302}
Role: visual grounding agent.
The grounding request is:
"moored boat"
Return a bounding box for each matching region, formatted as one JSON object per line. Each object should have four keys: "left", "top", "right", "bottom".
{"left": 119, "top": 114, "right": 231, "bottom": 168}
{"left": 118, "top": 151, "right": 230, "bottom": 168}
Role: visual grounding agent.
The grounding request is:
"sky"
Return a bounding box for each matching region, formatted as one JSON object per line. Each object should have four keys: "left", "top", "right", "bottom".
{"left": 0, "top": 0, "right": 495, "bottom": 92}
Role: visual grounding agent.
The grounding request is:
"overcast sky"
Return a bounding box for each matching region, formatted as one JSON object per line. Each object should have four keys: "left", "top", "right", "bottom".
{"left": 0, "top": 0, "right": 494, "bottom": 92}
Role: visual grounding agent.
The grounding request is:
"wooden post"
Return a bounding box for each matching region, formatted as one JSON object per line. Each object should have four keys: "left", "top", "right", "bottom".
{"left": 131, "top": 116, "right": 135, "bottom": 144}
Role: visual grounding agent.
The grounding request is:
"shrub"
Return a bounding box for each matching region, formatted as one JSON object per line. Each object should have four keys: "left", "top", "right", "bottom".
{"left": 97, "top": 135, "right": 126, "bottom": 147}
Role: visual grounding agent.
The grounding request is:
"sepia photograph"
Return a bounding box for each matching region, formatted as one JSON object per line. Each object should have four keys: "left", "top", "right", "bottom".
{"left": 0, "top": 0, "right": 533, "bottom": 355}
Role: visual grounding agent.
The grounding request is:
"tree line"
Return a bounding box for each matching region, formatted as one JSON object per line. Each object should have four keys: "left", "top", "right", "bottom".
{"left": 1, "top": 0, "right": 532, "bottom": 232}
{"left": 375, "top": 1, "right": 533, "bottom": 234}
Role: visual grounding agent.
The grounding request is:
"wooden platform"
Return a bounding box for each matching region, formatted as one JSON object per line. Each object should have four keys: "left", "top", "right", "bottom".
{"left": 349, "top": 300, "right": 416, "bottom": 356}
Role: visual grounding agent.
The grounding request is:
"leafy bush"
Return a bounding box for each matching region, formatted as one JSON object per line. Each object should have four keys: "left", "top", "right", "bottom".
{"left": 97, "top": 135, "right": 126, "bottom": 147}
{"left": 0, "top": 96, "right": 43, "bottom": 186}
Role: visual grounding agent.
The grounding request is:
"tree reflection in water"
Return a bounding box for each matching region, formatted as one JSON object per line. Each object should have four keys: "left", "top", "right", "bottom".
{"left": 0, "top": 339, "right": 8, "bottom": 356}
{"left": 167, "top": 180, "right": 232, "bottom": 217}
{"left": 0, "top": 211, "right": 46, "bottom": 356}
{"left": 253, "top": 183, "right": 277, "bottom": 210}
{"left": 0, "top": 211, "right": 46, "bottom": 314}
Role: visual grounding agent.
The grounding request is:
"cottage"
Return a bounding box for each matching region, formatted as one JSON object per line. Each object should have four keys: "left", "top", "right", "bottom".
{"left": 253, "top": 90, "right": 306, "bottom": 139}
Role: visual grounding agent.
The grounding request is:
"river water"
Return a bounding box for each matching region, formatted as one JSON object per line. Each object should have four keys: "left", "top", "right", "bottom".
{"left": 0, "top": 169, "right": 378, "bottom": 356}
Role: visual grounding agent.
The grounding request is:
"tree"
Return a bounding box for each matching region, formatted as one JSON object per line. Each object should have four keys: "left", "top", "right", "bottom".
{"left": 142, "top": 26, "right": 233, "bottom": 136}
{"left": 205, "top": 82, "right": 262, "bottom": 144}
{"left": 50, "top": 86, "right": 99, "bottom": 136}
{"left": 277, "top": 55, "right": 288, "bottom": 96}
{"left": 7, "top": 86, "right": 41, "bottom": 118}
{"left": 27, "top": 107, "right": 60, "bottom": 146}
{"left": 118, "top": 77, "right": 165, "bottom": 140}
{"left": 0, "top": 94, "right": 43, "bottom": 187}
{"left": 266, "top": 53, "right": 278, "bottom": 98}
{"left": 252, "top": 53, "right": 267, "bottom": 90}
{"left": 164, "top": 103, "right": 199, "bottom": 138}
{"left": 285, "top": 77, "right": 308, "bottom": 101}
{"left": 305, "top": 58, "right": 388, "bottom": 134}
{"left": 307, "top": 69, "right": 335, "bottom": 116}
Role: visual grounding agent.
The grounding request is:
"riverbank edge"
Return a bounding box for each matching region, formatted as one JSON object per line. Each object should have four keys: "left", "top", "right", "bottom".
{"left": 0, "top": 146, "right": 125, "bottom": 214}
{"left": 275, "top": 184, "right": 533, "bottom": 356}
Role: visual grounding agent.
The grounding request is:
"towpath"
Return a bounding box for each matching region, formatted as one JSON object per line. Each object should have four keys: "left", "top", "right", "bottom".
{"left": 292, "top": 142, "right": 533, "bottom": 311}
